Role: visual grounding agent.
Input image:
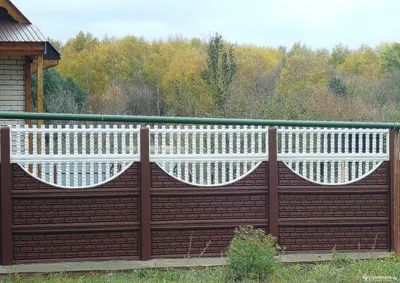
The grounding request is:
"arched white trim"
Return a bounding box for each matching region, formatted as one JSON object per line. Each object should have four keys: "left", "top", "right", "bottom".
{"left": 16, "top": 162, "right": 135, "bottom": 189}
{"left": 155, "top": 161, "right": 264, "bottom": 187}
{"left": 282, "top": 161, "right": 384, "bottom": 186}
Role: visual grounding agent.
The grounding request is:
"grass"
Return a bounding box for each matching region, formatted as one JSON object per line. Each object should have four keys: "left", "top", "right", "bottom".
{"left": 2, "top": 253, "right": 400, "bottom": 283}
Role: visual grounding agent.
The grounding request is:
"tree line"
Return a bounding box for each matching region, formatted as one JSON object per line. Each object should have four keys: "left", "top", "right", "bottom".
{"left": 39, "top": 32, "right": 400, "bottom": 122}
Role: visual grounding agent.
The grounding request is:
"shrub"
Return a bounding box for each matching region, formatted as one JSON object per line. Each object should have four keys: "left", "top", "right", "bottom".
{"left": 226, "top": 226, "right": 278, "bottom": 281}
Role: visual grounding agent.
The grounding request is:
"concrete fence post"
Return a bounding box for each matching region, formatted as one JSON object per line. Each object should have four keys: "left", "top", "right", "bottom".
{"left": 140, "top": 128, "right": 151, "bottom": 260}
{"left": 1, "top": 127, "right": 13, "bottom": 265}
{"left": 268, "top": 127, "right": 279, "bottom": 239}
{"left": 390, "top": 129, "right": 400, "bottom": 255}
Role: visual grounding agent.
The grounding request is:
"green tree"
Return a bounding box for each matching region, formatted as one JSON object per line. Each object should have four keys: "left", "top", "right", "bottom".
{"left": 328, "top": 77, "right": 347, "bottom": 97}
{"left": 31, "top": 69, "right": 87, "bottom": 114}
{"left": 379, "top": 42, "right": 400, "bottom": 73}
{"left": 201, "top": 33, "right": 237, "bottom": 117}
{"left": 329, "top": 44, "right": 349, "bottom": 67}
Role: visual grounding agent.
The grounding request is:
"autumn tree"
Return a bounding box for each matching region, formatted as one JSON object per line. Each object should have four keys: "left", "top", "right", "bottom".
{"left": 201, "top": 33, "right": 237, "bottom": 117}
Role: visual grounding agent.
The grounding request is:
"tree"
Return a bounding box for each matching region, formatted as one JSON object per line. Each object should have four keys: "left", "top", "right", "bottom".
{"left": 341, "top": 45, "right": 383, "bottom": 79}
{"left": 162, "top": 43, "right": 211, "bottom": 117}
{"left": 201, "top": 33, "right": 237, "bottom": 117}
{"left": 31, "top": 69, "right": 87, "bottom": 114}
{"left": 329, "top": 44, "right": 349, "bottom": 67}
{"left": 328, "top": 77, "right": 347, "bottom": 97}
{"left": 379, "top": 42, "right": 400, "bottom": 73}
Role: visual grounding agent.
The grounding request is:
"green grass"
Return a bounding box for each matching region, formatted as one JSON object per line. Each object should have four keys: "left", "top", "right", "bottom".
{"left": 2, "top": 254, "right": 400, "bottom": 283}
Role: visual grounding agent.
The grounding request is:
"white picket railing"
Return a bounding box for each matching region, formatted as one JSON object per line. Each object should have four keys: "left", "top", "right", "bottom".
{"left": 277, "top": 127, "right": 390, "bottom": 185}
{"left": 9, "top": 124, "right": 391, "bottom": 188}
{"left": 149, "top": 125, "right": 269, "bottom": 186}
{"left": 10, "top": 124, "right": 141, "bottom": 188}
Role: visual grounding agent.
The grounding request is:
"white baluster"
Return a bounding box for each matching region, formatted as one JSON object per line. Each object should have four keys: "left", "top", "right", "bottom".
{"left": 379, "top": 132, "right": 383, "bottom": 154}
{"left": 243, "top": 125, "right": 248, "bottom": 172}
{"left": 65, "top": 125, "right": 71, "bottom": 186}
{"left": 73, "top": 125, "right": 79, "bottom": 187}
{"left": 32, "top": 125, "right": 38, "bottom": 176}
{"left": 251, "top": 125, "right": 256, "bottom": 168}
{"left": 184, "top": 126, "right": 189, "bottom": 182}
{"left": 113, "top": 125, "right": 118, "bottom": 176}
{"left": 191, "top": 125, "right": 196, "bottom": 183}
{"left": 288, "top": 127, "right": 293, "bottom": 169}
{"left": 81, "top": 125, "right": 86, "bottom": 186}
{"left": 121, "top": 125, "right": 126, "bottom": 168}
{"left": 49, "top": 125, "right": 54, "bottom": 184}
{"left": 236, "top": 126, "right": 241, "bottom": 179}
{"left": 323, "top": 128, "right": 328, "bottom": 154}
{"left": 280, "top": 126, "right": 285, "bottom": 154}
{"left": 40, "top": 125, "right": 46, "bottom": 156}
{"left": 316, "top": 129, "right": 321, "bottom": 183}
{"left": 207, "top": 125, "right": 212, "bottom": 185}
{"left": 199, "top": 125, "right": 204, "bottom": 185}
{"left": 366, "top": 131, "right": 371, "bottom": 154}
{"left": 177, "top": 125, "right": 182, "bottom": 179}
{"left": 257, "top": 126, "right": 262, "bottom": 155}
{"left": 136, "top": 125, "right": 141, "bottom": 156}
{"left": 358, "top": 130, "right": 363, "bottom": 177}
{"left": 57, "top": 125, "right": 62, "bottom": 185}
{"left": 97, "top": 125, "right": 103, "bottom": 182}
{"left": 89, "top": 125, "right": 95, "bottom": 186}
{"left": 295, "top": 128, "right": 300, "bottom": 173}
{"left": 330, "top": 131, "right": 335, "bottom": 183}
{"left": 302, "top": 129, "right": 306, "bottom": 177}
{"left": 214, "top": 125, "right": 219, "bottom": 184}
{"left": 153, "top": 125, "right": 159, "bottom": 155}
{"left": 128, "top": 125, "right": 134, "bottom": 157}
{"left": 161, "top": 125, "right": 166, "bottom": 169}
{"left": 24, "top": 125, "right": 29, "bottom": 170}
{"left": 309, "top": 130, "right": 314, "bottom": 180}
{"left": 264, "top": 126, "right": 268, "bottom": 156}
{"left": 351, "top": 160, "right": 356, "bottom": 181}
{"left": 229, "top": 126, "right": 234, "bottom": 182}
{"left": 373, "top": 131, "right": 377, "bottom": 155}
{"left": 222, "top": 126, "right": 226, "bottom": 183}
{"left": 322, "top": 128, "right": 328, "bottom": 183}
{"left": 105, "top": 125, "right": 110, "bottom": 180}
{"left": 169, "top": 125, "right": 174, "bottom": 175}
{"left": 338, "top": 131, "right": 342, "bottom": 184}
{"left": 57, "top": 162, "right": 62, "bottom": 186}
{"left": 16, "top": 125, "right": 21, "bottom": 156}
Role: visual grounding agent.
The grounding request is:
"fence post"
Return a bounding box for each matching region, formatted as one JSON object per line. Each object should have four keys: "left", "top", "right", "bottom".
{"left": 1, "top": 127, "right": 13, "bottom": 265}
{"left": 268, "top": 127, "right": 279, "bottom": 239}
{"left": 390, "top": 129, "right": 400, "bottom": 255}
{"left": 140, "top": 127, "right": 151, "bottom": 260}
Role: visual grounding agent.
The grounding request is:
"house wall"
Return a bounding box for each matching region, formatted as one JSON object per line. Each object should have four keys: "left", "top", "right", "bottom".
{"left": 0, "top": 55, "right": 25, "bottom": 127}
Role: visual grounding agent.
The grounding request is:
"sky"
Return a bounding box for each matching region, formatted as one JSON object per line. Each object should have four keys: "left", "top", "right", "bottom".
{"left": 14, "top": 0, "right": 400, "bottom": 50}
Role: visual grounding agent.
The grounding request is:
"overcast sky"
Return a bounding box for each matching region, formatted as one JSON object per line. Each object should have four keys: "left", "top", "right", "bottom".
{"left": 14, "top": 0, "right": 400, "bottom": 50}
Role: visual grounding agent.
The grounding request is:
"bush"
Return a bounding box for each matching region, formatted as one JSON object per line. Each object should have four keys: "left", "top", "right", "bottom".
{"left": 226, "top": 226, "right": 278, "bottom": 281}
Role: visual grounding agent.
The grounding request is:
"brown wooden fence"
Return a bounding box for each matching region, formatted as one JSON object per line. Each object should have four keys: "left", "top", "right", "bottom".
{"left": 0, "top": 127, "right": 399, "bottom": 265}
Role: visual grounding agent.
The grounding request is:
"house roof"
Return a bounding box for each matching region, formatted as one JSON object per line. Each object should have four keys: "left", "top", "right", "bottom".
{"left": 0, "top": 0, "right": 61, "bottom": 61}
{"left": 0, "top": 0, "right": 30, "bottom": 24}
{"left": 0, "top": 21, "right": 46, "bottom": 42}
